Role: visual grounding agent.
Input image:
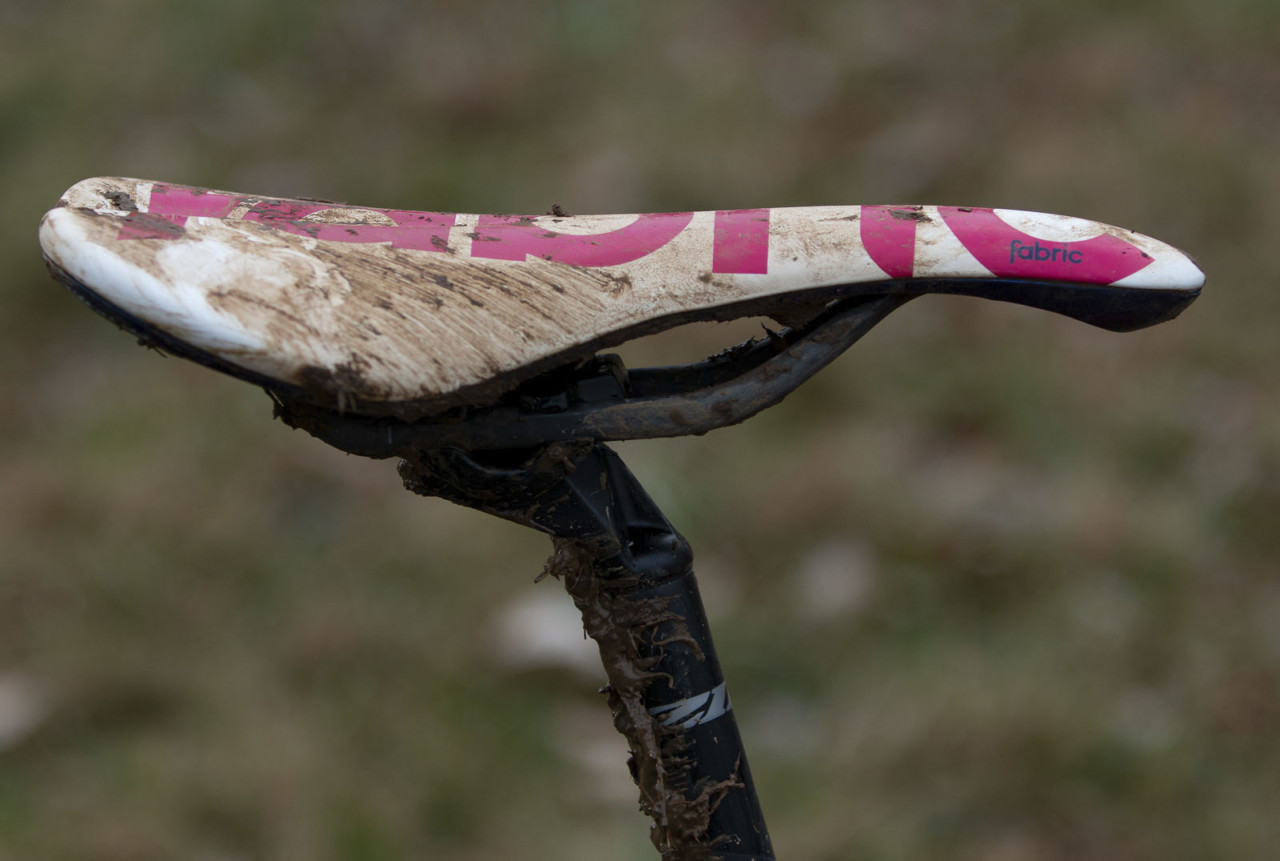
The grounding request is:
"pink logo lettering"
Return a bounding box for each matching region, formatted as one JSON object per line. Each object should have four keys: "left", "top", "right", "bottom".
{"left": 470, "top": 212, "right": 695, "bottom": 268}
{"left": 120, "top": 185, "right": 455, "bottom": 252}
{"left": 243, "top": 200, "right": 454, "bottom": 253}
{"left": 118, "top": 186, "right": 240, "bottom": 239}
{"left": 148, "top": 186, "right": 241, "bottom": 222}
{"left": 860, "top": 206, "right": 919, "bottom": 279}
{"left": 713, "top": 209, "right": 770, "bottom": 274}
{"left": 119, "top": 186, "right": 772, "bottom": 276}
{"left": 939, "top": 207, "right": 1152, "bottom": 285}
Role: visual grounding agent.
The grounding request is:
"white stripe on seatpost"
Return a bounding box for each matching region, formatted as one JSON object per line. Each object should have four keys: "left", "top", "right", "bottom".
{"left": 648, "top": 681, "right": 733, "bottom": 729}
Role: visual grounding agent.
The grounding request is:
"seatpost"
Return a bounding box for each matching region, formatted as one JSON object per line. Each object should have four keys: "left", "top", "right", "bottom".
{"left": 400, "top": 442, "right": 774, "bottom": 861}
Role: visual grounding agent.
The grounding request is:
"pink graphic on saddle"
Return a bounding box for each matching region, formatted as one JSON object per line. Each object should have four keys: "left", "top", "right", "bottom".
{"left": 121, "top": 186, "right": 455, "bottom": 252}
{"left": 939, "top": 207, "right": 1152, "bottom": 284}
{"left": 243, "top": 200, "right": 455, "bottom": 252}
{"left": 471, "top": 212, "right": 695, "bottom": 268}
{"left": 713, "top": 209, "right": 770, "bottom": 274}
{"left": 474, "top": 210, "right": 770, "bottom": 273}
{"left": 117, "top": 187, "right": 241, "bottom": 240}
{"left": 121, "top": 186, "right": 772, "bottom": 274}
{"left": 860, "top": 206, "right": 919, "bottom": 279}
{"left": 149, "top": 188, "right": 241, "bottom": 222}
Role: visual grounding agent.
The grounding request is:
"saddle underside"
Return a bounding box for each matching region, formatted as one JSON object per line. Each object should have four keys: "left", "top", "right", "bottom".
{"left": 40, "top": 177, "right": 1203, "bottom": 419}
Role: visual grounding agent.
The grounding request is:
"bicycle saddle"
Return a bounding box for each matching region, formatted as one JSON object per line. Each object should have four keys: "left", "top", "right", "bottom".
{"left": 40, "top": 177, "right": 1202, "bottom": 452}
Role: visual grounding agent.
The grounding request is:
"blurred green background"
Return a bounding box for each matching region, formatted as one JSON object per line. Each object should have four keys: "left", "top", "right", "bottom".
{"left": 2, "top": 2, "right": 1277, "bottom": 859}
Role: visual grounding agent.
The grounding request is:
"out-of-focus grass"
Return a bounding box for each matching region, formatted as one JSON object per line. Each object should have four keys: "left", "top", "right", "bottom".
{"left": 2, "top": 1, "right": 1278, "bottom": 858}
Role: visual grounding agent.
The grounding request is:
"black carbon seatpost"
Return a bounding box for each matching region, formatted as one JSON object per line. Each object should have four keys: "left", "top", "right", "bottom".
{"left": 399, "top": 442, "right": 773, "bottom": 860}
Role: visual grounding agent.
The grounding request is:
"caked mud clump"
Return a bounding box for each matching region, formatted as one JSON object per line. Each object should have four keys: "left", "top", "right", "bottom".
{"left": 540, "top": 539, "right": 740, "bottom": 861}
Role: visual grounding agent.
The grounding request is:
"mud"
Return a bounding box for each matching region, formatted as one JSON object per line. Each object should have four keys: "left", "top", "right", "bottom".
{"left": 116, "top": 211, "right": 187, "bottom": 239}
{"left": 890, "top": 206, "right": 930, "bottom": 222}
{"left": 103, "top": 190, "right": 137, "bottom": 211}
{"left": 542, "top": 539, "right": 739, "bottom": 860}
